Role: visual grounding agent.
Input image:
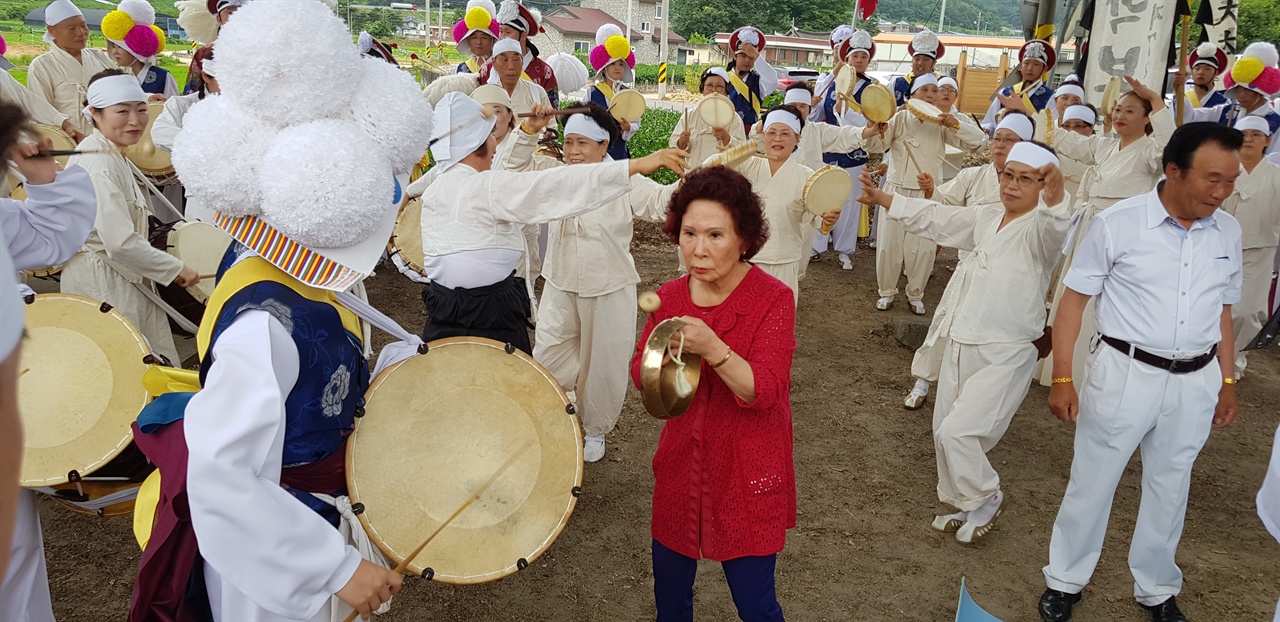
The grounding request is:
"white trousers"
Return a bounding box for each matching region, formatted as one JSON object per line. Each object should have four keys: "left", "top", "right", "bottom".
{"left": 755, "top": 261, "right": 801, "bottom": 305}
{"left": 933, "top": 340, "right": 1037, "bottom": 511}
{"left": 1232, "top": 246, "right": 1275, "bottom": 374}
{"left": 875, "top": 186, "right": 935, "bottom": 301}
{"left": 533, "top": 284, "right": 637, "bottom": 438}
{"left": 812, "top": 167, "right": 863, "bottom": 256}
{"left": 0, "top": 490, "right": 54, "bottom": 621}
{"left": 206, "top": 564, "right": 331, "bottom": 622}
{"left": 1044, "top": 342, "right": 1219, "bottom": 606}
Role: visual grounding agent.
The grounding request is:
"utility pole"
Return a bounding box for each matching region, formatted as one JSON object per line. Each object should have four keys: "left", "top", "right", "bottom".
{"left": 657, "top": 0, "right": 670, "bottom": 97}
{"left": 625, "top": 0, "right": 633, "bottom": 50}
{"left": 938, "top": 0, "right": 947, "bottom": 32}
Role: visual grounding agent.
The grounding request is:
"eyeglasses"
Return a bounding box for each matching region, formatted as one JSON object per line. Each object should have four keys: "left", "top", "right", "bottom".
{"left": 999, "top": 171, "right": 1044, "bottom": 187}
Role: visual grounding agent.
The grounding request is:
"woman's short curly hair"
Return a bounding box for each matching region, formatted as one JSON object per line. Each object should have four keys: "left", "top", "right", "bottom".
{"left": 0, "top": 102, "right": 32, "bottom": 169}
{"left": 663, "top": 165, "right": 770, "bottom": 260}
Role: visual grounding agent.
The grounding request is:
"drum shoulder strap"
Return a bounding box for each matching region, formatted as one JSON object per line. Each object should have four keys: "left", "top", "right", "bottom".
{"left": 195, "top": 255, "right": 361, "bottom": 359}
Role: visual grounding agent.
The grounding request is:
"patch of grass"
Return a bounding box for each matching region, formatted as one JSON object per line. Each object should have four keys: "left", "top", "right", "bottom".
{"left": 627, "top": 107, "right": 681, "bottom": 185}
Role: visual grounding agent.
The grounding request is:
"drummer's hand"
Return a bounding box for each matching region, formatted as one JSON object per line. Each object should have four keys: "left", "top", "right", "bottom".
{"left": 337, "top": 560, "right": 403, "bottom": 621}
{"left": 821, "top": 207, "right": 841, "bottom": 227}
{"left": 875, "top": 162, "right": 889, "bottom": 177}
{"left": 1123, "top": 74, "right": 1164, "bottom": 110}
{"left": 857, "top": 172, "right": 893, "bottom": 208}
{"left": 1039, "top": 164, "right": 1065, "bottom": 207}
{"left": 10, "top": 138, "right": 59, "bottom": 186}
{"left": 917, "top": 172, "right": 935, "bottom": 199}
{"left": 938, "top": 112, "right": 959, "bottom": 130}
{"left": 861, "top": 121, "right": 888, "bottom": 139}
{"left": 712, "top": 126, "right": 731, "bottom": 146}
{"left": 676, "top": 130, "right": 691, "bottom": 150}
{"left": 523, "top": 105, "right": 557, "bottom": 133}
{"left": 995, "top": 91, "right": 1028, "bottom": 114}
{"left": 173, "top": 265, "right": 201, "bottom": 288}
{"left": 148, "top": 94, "right": 168, "bottom": 103}
{"left": 60, "top": 120, "right": 84, "bottom": 143}
{"left": 670, "top": 316, "right": 726, "bottom": 359}
{"left": 630, "top": 148, "right": 690, "bottom": 177}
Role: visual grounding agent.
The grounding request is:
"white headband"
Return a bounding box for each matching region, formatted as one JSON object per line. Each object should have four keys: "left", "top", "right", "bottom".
{"left": 783, "top": 89, "right": 811, "bottom": 106}
{"left": 1055, "top": 84, "right": 1084, "bottom": 100}
{"left": 82, "top": 74, "right": 147, "bottom": 121}
{"left": 910, "top": 73, "right": 937, "bottom": 94}
{"left": 1062, "top": 104, "right": 1096, "bottom": 126}
{"left": 43, "top": 0, "right": 83, "bottom": 44}
{"left": 492, "top": 38, "right": 522, "bottom": 58}
{"left": 1006, "top": 141, "right": 1059, "bottom": 170}
{"left": 938, "top": 76, "right": 957, "bottom": 91}
{"left": 704, "top": 67, "right": 730, "bottom": 84}
{"left": 763, "top": 109, "right": 801, "bottom": 134}
{"left": 1235, "top": 115, "right": 1273, "bottom": 136}
{"left": 564, "top": 113, "right": 610, "bottom": 142}
{"left": 995, "top": 113, "right": 1034, "bottom": 141}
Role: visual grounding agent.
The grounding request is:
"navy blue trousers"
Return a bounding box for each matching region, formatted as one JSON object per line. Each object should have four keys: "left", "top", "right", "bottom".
{"left": 652, "top": 539, "right": 785, "bottom": 622}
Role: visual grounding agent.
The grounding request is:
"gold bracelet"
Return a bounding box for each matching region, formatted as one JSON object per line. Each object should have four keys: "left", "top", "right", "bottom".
{"left": 708, "top": 348, "right": 733, "bottom": 369}
{"left": 1223, "top": 377, "right": 1237, "bottom": 385}
{"left": 1052, "top": 377, "right": 1073, "bottom": 384}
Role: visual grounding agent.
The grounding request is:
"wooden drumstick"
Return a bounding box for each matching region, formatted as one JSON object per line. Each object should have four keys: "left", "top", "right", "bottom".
{"left": 426, "top": 106, "right": 496, "bottom": 149}
{"left": 516, "top": 106, "right": 592, "bottom": 118}
{"left": 902, "top": 142, "right": 923, "bottom": 175}
{"left": 196, "top": 273, "right": 217, "bottom": 280}
{"left": 34, "top": 149, "right": 114, "bottom": 158}
{"left": 340, "top": 442, "right": 532, "bottom": 622}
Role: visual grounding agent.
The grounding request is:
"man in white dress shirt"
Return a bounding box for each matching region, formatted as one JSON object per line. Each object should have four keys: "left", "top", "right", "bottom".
{"left": 1039, "top": 123, "right": 1245, "bottom": 622}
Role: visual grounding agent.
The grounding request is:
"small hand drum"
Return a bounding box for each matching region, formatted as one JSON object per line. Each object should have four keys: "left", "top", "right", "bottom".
{"left": 803, "top": 165, "right": 853, "bottom": 235}
{"left": 388, "top": 197, "right": 427, "bottom": 281}
{"left": 167, "top": 220, "right": 235, "bottom": 303}
{"left": 1101, "top": 75, "right": 1122, "bottom": 120}
{"left": 907, "top": 99, "right": 958, "bottom": 129}
{"left": 30, "top": 123, "right": 77, "bottom": 167}
{"left": 609, "top": 89, "right": 646, "bottom": 124}
{"left": 695, "top": 93, "right": 737, "bottom": 129}
{"left": 858, "top": 83, "right": 897, "bottom": 124}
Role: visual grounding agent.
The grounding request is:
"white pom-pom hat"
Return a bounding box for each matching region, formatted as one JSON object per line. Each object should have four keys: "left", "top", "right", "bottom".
{"left": 173, "top": 0, "right": 432, "bottom": 291}
{"left": 908, "top": 29, "right": 943, "bottom": 59}
{"left": 1189, "top": 42, "right": 1228, "bottom": 75}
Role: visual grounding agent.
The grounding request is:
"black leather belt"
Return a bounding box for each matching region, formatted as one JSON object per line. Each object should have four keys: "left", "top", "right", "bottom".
{"left": 1100, "top": 335, "right": 1217, "bottom": 375}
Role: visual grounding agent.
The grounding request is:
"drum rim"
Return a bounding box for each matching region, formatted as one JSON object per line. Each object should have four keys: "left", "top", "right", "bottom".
{"left": 389, "top": 197, "right": 426, "bottom": 276}
{"left": 19, "top": 293, "right": 153, "bottom": 487}
{"left": 346, "top": 336, "right": 583, "bottom": 584}
{"left": 695, "top": 93, "right": 736, "bottom": 129}
{"left": 802, "top": 164, "right": 853, "bottom": 217}
{"left": 859, "top": 83, "right": 896, "bottom": 123}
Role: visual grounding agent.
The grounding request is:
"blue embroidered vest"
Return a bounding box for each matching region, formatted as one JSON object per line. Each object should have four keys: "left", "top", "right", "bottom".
{"left": 587, "top": 85, "right": 632, "bottom": 161}
{"left": 141, "top": 66, "right": 172, "bottom": 95}
{"left": 822, "top": 77, "right": 871, "bottom": 169}
{"left": 727, "top": 69, "right": 764, "bottom": 127}
{"left": 999, "top": 82, "right": 1055, "bottom": 113}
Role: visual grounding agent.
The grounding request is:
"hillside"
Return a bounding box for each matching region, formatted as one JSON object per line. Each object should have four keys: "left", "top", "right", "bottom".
{"left": 874, "top": 0, "right": 1020, "bottom": 33}
{"left": 0, "top": 0, "right": 179, "bottom": 21}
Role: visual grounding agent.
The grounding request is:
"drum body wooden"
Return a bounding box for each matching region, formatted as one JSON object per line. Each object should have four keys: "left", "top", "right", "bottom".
{"left": 609, "top": 89, "right": 646, "bottom": 123}
{"left": 388, "top": 197, "right": 426, "bottom": 279}
{"left": 168, "top": 220, "right": 234, "bottom": 303}
{"left": 20, "top": 294, "right": 156, "bottom": 514}
{"left": 347, "top": 337, "right": 582, "bottom": 584}
{"left": 639, "top": 318, "right": 702, "bottom": 419}
{"left": 695, "top": 93, "right": 736, "bottom": 129}
{"left": 906, "top": 99, "right": 951, "bottom": 126}
{"left": 123, "top": 102, "right": 177, "bottom": 184}
{"left": 1101, "top": 76, "right": 1122, "bottom": 119}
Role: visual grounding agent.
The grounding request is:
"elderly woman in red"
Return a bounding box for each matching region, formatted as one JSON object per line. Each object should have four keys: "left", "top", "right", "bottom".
{"left": 631, "top": 165, "right": 797, "bottom": 622}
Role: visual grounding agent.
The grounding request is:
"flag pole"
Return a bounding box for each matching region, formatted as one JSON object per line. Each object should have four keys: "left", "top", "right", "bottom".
{"left": 1176, "top": 14, "right": 1190, "bottom": 127}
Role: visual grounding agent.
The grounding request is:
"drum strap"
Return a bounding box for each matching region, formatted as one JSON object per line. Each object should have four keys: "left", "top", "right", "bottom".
{"left": 1185, "top": 88, "right": 1203, "bottom": 109}
{"left": 132, "top": 281, "right": 201, "bottom": 336}
{"left": 728, "top": 71, "right": 762, "bottom": 115}
{"left": 1013, "top": 81, "right": 1040, "bottom": 113}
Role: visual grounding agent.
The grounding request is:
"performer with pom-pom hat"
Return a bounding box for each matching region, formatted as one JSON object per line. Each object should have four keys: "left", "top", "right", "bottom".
{"left": 490, "top": 0, "right": 559, "bottom": 106}
{"left": 891, "top": 29, "right": 943, "bottom": 107}
{"left": 27, "top": 0, "right": 114, "bottom": 136}
{"left": 586, "top": 24, "right": 640, "bottom": 161}
{"left": 982, "top": 38, "right": 1056, "bottom": 134}
{"left": 1186, "top": 42, "right": 1230, "bottom": 109}
{"left": 125, "top": 0, "right": 435, "bottom": 619}
{"left": 0, "top": 32, "right": 80, "bottom": 143}
{"left": 172, "top": 0, "right": 247, "bottom": 93}
{"left": 454, "top": 0, "right": 499, "bottom": 73}
{"left": 1183, "top": 41, "right": 1280, "bottom": 154}
{"left": 102, "top": 0, "right": 178, "bottom": 100}
{"left": 724, "top": 25, "right": 778, "bottom": 131}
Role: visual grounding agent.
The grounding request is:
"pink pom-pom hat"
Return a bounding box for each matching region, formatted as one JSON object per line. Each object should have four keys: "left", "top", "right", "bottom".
{"left": 1226, "top": 66, "right": 1280, "bottom": 97}
{"left": 123, "top": 24, "right": 160, "bottom": 58}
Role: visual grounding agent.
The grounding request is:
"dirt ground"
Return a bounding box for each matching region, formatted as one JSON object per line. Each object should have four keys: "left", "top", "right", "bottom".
{"left": 36, "top": 222, "right": 1280, "bottom": 621}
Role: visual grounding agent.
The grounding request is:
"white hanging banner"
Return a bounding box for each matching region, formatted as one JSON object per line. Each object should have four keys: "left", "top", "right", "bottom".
{"left": 1083, "top": 0, "right": 1177, "bottom": 107}
{"left": 1199, "top": 0, "right": 1239, "bottom": 55}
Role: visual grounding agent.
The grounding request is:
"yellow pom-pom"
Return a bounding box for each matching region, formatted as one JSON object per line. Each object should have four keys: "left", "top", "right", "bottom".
{"left": 151, "top": 25, "right": 167, "bottom": 54}
{"left": 604, "top": 34, "right": 630, "bottom": 59}
{"left": 465, "top": 6, "right": 491, "bottom": 30}
{"left": 1232, "top": 56, "right": 1264, "bottom": 85}
{"left": 100, "top": 10, "right": 135, "bottom": 41}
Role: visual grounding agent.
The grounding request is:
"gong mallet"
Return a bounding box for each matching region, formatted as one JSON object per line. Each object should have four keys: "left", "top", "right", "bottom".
{"left": 516, "top": 106, "right": 592, "bottom": 118}
{"left": 340, "top": 442, "right": 532, "bottom": 622}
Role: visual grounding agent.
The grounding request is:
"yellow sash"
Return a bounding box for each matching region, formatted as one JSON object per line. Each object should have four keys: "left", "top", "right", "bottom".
{"left": 1013, "top": 81, "right": 1039, "bottom": 113}
{"left": 465, "top": 57, "right": 480, "bottom": 73}
{"left": 728, "top": 70, "right": 761, "bottom": 115}
{"left": 595, "top": 80, "right": 615, "bottom": 102}
{"left": 1185, "top": 88, "right": 1203, "bottom": 109}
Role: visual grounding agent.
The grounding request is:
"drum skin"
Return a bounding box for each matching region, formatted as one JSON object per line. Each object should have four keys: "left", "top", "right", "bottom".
{"left": 803, "top": 165, "right": 853, "bottom": 218}
{"left": 695, "top": 93, "right": 737, "bottom": 129}
{"left": 347, "top": 337, "right": 583, "bottom": 584}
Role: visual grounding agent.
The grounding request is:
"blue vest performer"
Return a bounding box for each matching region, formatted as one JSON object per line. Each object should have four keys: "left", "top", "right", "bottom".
{"left": 1183, "top": 42, "right": 1280, "bottom": 155}
{"left": 892, "top": 29, "right": 944, "bottom": 107}
{"left": 126, "top": 1, "right": 435, "bottom": 620}
{"left": 982, "top": 38, "right": 1055, "bottom": 134}
{"left": 585, "top": 23, "right": 639, "bottom": 161}
{"left": 814, "top": 27, "right": 877, "bottom": 265}
{"left": 452, "top": 0, "right": 499, "bottom": 74}
{"left": 101, "top": 0, "right": 179, "bottom": 98}
{"left": 1185, "top": 42, "right": 1230, "bottom": 110}
{"left": 724, "top": 25, "right": 779, "bottom": 132}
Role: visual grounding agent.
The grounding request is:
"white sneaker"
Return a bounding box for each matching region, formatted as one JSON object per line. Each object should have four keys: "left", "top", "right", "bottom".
{"left": 839, "top": 254, "right": 853, "bottom": 270}
{"left": 931, "top": 511, "right": 967, "bottom": 533}
{"left": 956, "top": 491, "right": 1004, "bottom": 544}
{"left": 876, "top": 296, "right": 894, "bottom": 310}
{"left": 583, "top": 435, "right": 605, "bottom": 463}
{"left": 905, "top": 377, "right": 930, "bottom": 410}
{"left": 909, "top": 299, "right": 926, "bottom": 315}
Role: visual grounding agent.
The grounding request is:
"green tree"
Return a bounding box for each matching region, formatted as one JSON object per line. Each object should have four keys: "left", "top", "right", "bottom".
{"left": 1236, "top": 0, "right": 1280, "bottom": 49}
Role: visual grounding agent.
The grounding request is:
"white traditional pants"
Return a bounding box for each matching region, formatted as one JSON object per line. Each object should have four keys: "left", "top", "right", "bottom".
{"left": 812, "top": 167, "right": 863, "bottom": 256}
{"left": 875, "top": 186, "right": 935, "bottom": 301}
{"left": 910, "top": 257, "right": 969, "bottom": 383}
{"left": 1232, "top": 246, "right": 1276, "bottom": 375}
{"left": 1043, "top": 342, "right": 1219, "bottom": 606}
{"left": 755, "top": 261, "right": 801, "bottom": 305}
{"left": 0, "top": 490, "right": 54, "bottom": 621}
{"left": 533, "top": 284, "right": 637, "bottom": 438}
{"left": 933, "top": 340, "right": 1037, "bottom": 511}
